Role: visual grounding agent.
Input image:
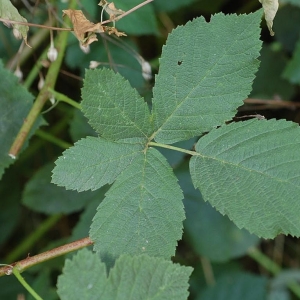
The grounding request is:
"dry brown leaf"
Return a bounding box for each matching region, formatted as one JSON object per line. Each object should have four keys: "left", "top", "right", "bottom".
{"left": 98, "top": 0, "right": 125, "bottom": 20}
{"left": 104, "top": 26, "right": 127, "bottom": 37}
{"left": 63, "top": 9, "right": 126, "bottom": 46}
{"left": 63, "top": 9, "right": 104, "bottom": 46}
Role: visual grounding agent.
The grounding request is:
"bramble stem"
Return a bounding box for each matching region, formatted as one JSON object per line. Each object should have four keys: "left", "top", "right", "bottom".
{"left": 8, "top": 0, "right": 77, "bottom": 158}
{"left": 0, "top": 237, "right": 94, "bottom": 277}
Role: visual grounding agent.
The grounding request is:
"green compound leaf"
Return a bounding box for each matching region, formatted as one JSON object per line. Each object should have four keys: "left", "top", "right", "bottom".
{"left": 52, "top": 137, "right": 144, "bottom": 192}
{"left": 0, "top": 0, "right": 29, "bottom": 45}
{"left": 57, "top": 249, "right": 193, "bottom": 300}
{"left": 0, "top": 61, "right": 35, "bottom": 179}
{"left": 81, "top": 69, "right": 151, "bottom": 141}
{"left": 151, "top": 11, "right": 262, "bottom": 144}
{"left": 190, "top": 119, "right": 300, "bottom": 239}
{"left": 90, "top": 148, "right": 185, "bottom": 262}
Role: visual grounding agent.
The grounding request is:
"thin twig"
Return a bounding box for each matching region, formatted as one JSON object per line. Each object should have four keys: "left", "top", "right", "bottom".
{"left": 0, "top": 237, "right": 94, "bottom": 277}
{"left": 101, "top": 0, "right": 154, "bottom": 25}
{"left": 0, "top": 18, "right": 72, "bottom": 31}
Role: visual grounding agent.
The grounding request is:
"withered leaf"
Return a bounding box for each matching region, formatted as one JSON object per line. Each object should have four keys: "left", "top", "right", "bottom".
{"left": 98, "top": 0, "right": 125, "bottom": 20}
{"left": 63, "top": 9, "right": 126, "bottom": 46}
{"left": 104, "top": 26, "right": 127, "bottom": 37}
{"left": 63, "top": 9, "right": 104, "bottom": 46}
{"left": 259, "top": 0, "right": 279, "bottom": 36}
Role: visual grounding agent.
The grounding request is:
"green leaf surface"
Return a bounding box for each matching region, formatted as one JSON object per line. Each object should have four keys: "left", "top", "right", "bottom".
{"left": 151, "top": 11, "right": 262, "bottom": 144}
{"left": 198, "top": 272, "right": 267, "bottom": 300}
{"left": 52, "top": 137, "right": 144, "bottom": 192}
{"left": 111, "top": 0, "right": 158, "bottom": 35}
{"left": 176, "top": 165, "right": 259, "bottom": 262}
{"left": 90, "top": 148, "right": 185, "bottom": 263}
{"left": 23, "top": 163, "right": 106, "bottom": 214}
{"left": 57, "top": 249, "right": 107, "bottom": 300}
{"left": 0, "top": 61, "right": 35, "bottom": 178}
{"left": 190, "top": 119, "right": 300, "bottom": 238}
{"left": 283, "top": 38, "right": 300, "bottom": 84}
{"left": 0, "top": 0, "right": 29, "bottom": 44}
{"left": 82, "top": 69, "right": 151, "bottom": 141}
{"left": 103, "top": 254, "right": 193, "bottom": 300}
{"left": 57, "top": 249, "right": 192, "bottom": 300}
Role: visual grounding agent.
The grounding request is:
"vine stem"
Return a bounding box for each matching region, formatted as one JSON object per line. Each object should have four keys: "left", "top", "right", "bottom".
{"left": 0, "top": 237, "right": 94, "bottom": 277}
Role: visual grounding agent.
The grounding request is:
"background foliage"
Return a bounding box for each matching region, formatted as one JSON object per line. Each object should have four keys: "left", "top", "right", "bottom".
{"left": 1, "top": 0, "right": 300, "bottom": 299}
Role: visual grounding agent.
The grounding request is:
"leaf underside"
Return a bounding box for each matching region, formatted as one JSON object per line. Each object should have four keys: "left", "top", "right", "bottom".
{"left": 190, "top": 119, "right": 300, "bottom": 238}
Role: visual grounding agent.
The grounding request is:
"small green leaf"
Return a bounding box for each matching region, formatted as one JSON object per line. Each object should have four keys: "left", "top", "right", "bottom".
{"left": 57, "top": 249, "right": 193, "bottom": 300}
{"left": 0, "top": 0, "right": 29, "bottom": 45}
{"left": 90, "top": 148, "right": 185, "bottom": 262}
{"left": 52, "top": 137, "right": 144, "bottom": 192}
{"left": 152, "top": 11, "right": 262, "bottom": 144}
{"left": 82, "top": 69, "right": 151, "bottom": 141}
{"left": 190, "top": 119, "right": 300, "bottom": 238}
{"left": 103, "top": 254, "right": 193, "bottom": 300}
{"left": 57, "top": 249, "right": 107, "bottom": 300}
